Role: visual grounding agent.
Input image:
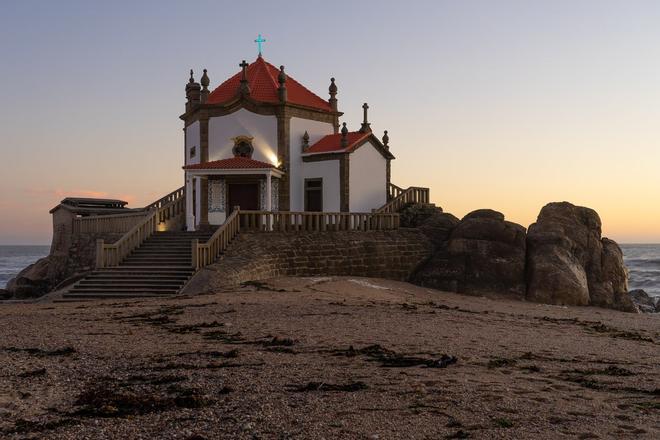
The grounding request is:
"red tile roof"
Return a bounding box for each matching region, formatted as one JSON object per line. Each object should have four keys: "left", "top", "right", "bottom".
{"left": 305, "top": 131, "right": 371, "bottom": 154}
{"left": 183, "top": 157, "right": 276, "bottom": 170}
{"left": 207, "top": 56, "right": 333, "bottom": 112}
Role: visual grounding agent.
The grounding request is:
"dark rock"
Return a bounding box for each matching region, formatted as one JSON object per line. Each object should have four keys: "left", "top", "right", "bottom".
{"left": 462, "top": 209, "right": 504, "bottom": 222}
{"left": 0, "top": 289, "right": 10, "bottom": 300}
{"left": 5, "top": 255, "right": 67, "bottom": 299}
{"left": 526, "top": 202, "right": 636, "bottom": 312}
{"left": 416, "top": 211, "right": 460, "bottom": 250}
{"left": 6, "top": 258, "right": 53, "bottom": 299}
{"left": 629, "top": 289, "right": 659, "bottom": 313}
{"left": 400, "top": 203, "right": 444, "bottom": 228}
{"left": 414, "top": 209, "right": 527, "bottom": 298}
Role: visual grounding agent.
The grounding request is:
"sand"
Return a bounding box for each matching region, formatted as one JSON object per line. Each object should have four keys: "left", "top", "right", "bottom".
{"left": 0, "top": 276, "right": 658, "bottom": 439}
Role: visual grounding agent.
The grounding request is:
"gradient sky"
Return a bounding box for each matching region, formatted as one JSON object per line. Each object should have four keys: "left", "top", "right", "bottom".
{"left": 1, "top": 0, "right": 659, "bottom": 245}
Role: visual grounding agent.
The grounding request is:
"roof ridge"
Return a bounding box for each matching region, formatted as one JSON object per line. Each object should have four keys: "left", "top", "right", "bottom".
{"left": 258, "top": 57, "right": 281, "bottom": 93}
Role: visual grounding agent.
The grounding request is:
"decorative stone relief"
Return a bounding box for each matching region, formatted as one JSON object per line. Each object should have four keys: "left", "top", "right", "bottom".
{"left": 259, "top": 179, "right": 266, "bottom": 210}
{"left": 209, "top": 179, "right": 226, "bottom": 213}
{"left": 271, "top": 179, "right": 279, "bottom": 211}
{"left": 258, "top": 178, "right": 279, "bottom": 211}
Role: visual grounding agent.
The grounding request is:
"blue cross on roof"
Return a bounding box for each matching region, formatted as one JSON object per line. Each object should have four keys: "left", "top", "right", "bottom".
{"left": 254, "top": 34, "right": 266, "bottom": 56}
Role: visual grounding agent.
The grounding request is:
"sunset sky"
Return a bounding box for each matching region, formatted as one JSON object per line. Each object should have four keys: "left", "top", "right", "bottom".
{"left": 1, "top": 0, "right": 659, "bottom": 245}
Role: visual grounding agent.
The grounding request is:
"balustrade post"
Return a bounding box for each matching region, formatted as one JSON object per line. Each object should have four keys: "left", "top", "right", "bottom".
{"left": 191, "top": 239, "right": 199, "bottom": 269}
{"left": 95, "top": 239, "right": 105, "bottom": 268}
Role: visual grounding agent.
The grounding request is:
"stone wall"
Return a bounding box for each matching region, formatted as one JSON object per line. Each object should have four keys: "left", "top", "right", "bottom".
{"left": 182, "top": 230, "right": 433, "bottom": 294}
{"left": 66, "top": 232, "right": 124, "bottom": 276}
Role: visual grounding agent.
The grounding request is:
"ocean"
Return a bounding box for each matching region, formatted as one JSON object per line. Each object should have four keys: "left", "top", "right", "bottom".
{"left": 0, "top": 245, "right": 51, "bottom": 289}
{"left": 1, "top": 245, "right": 659, "bottom": 298}
{"left": 621, "top": 244, "right": 660, "bottom": 299}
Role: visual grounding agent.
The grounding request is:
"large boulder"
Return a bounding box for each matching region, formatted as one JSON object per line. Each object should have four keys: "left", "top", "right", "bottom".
{"left": 526, "top": 202, "right": 635, "bottom": 312}
{"left": 5, "top": 255, "right": 66, "bottom": 299}
{"left": 414, "top": 209, "right": 527, "bottom": 298}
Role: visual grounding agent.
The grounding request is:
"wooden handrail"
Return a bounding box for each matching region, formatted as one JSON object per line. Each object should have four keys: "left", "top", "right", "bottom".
{"left": 387, "top": 183, "right": 405, "bottom": 200}
{"left": 238, "top": 210, "right": 400, "bottom": 232}
{"left": 376, "top": 185, "right": 430, "bottom": 214}
{"left": 96, "top": 195, "right": 185, "bottom": 268}
{"left": 73, "top": 211, "right": 148, "bottom": 234}
{"left": 144, "top": 186, "right": 185, "bottom": 211}
{"left": 193, "top": 210, "right": 241, "bottom": 270}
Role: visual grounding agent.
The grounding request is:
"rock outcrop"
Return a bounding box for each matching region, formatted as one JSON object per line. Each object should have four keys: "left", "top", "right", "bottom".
{"left": 629, "top": 289, "right": 659, "bottom": 313}
{"left": 526, "top": 202, "right": 635, "bottom": 312}
{"left": 413, "top": 201, "right": 637, "bottom": 312}
{"left": 414, "top": 209, "right": 527, "bottom": 298}
{"left": 5, "top": 255, "right": 66, "bottom": 299}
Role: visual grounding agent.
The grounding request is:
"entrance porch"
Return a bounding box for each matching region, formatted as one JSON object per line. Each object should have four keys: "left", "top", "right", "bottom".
{"left": 183, "top": 159, "right": 284, "bottom": 231}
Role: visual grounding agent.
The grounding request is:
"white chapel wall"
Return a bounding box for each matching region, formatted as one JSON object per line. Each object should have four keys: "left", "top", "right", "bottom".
{"left": 301, "top": 160, "right": 341, "bottom": 212}
{"left": 208, "top": 109, "right": 278, "bottom": 164}
{"left": 349, "top": 141, "right": 387, "bottom": 212}
{"left": 185, "top": 121, "right": 201, "bottom": 166}
{"left": 289, "top": 117, "right": 334, "bottom": 211}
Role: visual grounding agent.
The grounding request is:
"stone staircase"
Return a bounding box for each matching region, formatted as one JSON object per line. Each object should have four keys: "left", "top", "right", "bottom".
{"left": 61, "top": 230, "right": 215, "bottom": 301}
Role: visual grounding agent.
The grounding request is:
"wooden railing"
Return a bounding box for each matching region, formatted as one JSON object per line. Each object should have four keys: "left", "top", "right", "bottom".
{"left": 144, "top": 187, "right": 185, "bottom": 211}
{"left": 388, "top": 183, "right": 405, "bottom": 200}
{"left": 96, "top": 196, "right": 185, "bottom": 268}
{"left": 193, "top": 210, "right": 241, "bottom": 270}
{"left": 376, "top": 185, "right": 430, "bottom": 214}
{"left": 96, "top": 211, "right": 158, "bottom": 268}
{"left": 238, "top": 210, "right": 400, "bottom": 232}
{"left": 73, "top": 211, "right": 147, "bottom": 234}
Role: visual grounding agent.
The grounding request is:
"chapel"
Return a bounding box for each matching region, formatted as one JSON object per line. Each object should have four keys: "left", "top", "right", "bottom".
{"left": 181, "top": 48, "right": 395, "bottom": 231}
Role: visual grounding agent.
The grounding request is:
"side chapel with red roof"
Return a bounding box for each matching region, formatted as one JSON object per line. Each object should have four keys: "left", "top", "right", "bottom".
{"left": 181, "top": 52, "right": 394, "bottom": 230}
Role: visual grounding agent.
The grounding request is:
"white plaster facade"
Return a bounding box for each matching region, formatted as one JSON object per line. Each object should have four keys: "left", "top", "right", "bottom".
{"left": 184, "top": 107, "right": 390, "bottom": 231}
{"left": 185, "top": 121, "right": 201, "bottom": 166}
{"left": 301, "top": 159, "right": 341, "bottom": 212}
{"left": 349, "top": 141, "right": 387, "bottom": 212}
{"left": 289, "top": 117, "right": 334, "bottom": 211}
{"left": 208, "top": 109, "right": 278, "bottom": 165}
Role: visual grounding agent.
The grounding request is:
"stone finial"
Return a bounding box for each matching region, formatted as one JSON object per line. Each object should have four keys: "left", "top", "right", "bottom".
{"left": 278, "top": 65, "right": 287, "bottom": 102}
{"left": 328, "top": 77, "right": 338, "bottom": 111}
{"left": 302, "top": 130, "right": 310, "bottom": 151}
{"left": 382, "top": 130, "right": 389, "bottom": 149}
{"left": 186, "top": 69, "right": 201, "bottom": 111}
{"left": 200, "top": 69, "right": 210, "bottom": 103}
{"left": 360, "top": 102, "right": 371, "bottom": 133}
{"left": 239, "top": 60, "right": 250, "bottom": 96}
{"left": 340, "top": 122, "right": 348, "bottom": 148}
{"left": 201, "top": 69, "right": 209, "bottom": 89}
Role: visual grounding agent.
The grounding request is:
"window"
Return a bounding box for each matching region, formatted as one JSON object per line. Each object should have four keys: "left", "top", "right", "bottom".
{"left": 304, "top": 178, "right": 323, "bottom": 212}
{"left": 190, "top": 146, "right": 196, "bottom": 158}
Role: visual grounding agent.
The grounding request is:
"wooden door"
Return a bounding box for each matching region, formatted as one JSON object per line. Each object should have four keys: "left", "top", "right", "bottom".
{"left": 228, "top": 183, "right": 259, "bottom": 212}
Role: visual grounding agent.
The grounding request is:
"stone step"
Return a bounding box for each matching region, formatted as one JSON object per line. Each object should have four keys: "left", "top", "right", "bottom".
{"left": 61, "top": 292, "right": 164, "bottom": 300}
{"left": 86, "top": 274, "right": 190, "bottom": 280}
{"left": 129, "top": 252, "right": 192, "bottom": 257}
{"left": 69, "top": 287, "right": 179, "bottom": 294}
{"left": 71, "top": 281, "right": 183, "bottom": 292}
{"left": 78, "top": 277, "right": 187, "bottom": 284}
{"left": 125, "top": 253, "right": 192, "bottom": 257}
{"left": 135, "top": 246, "right": 193, "bottom": 250}
{"left": 103, "top": 264, "right": 192, "bottom": 272}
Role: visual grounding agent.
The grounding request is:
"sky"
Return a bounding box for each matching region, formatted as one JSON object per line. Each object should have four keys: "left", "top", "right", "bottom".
{"left": 1, "top": 0, "right": 659, "bottom": 245}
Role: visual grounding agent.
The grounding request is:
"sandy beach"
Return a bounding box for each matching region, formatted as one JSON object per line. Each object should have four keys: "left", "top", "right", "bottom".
{"left": 1, "top": 277, "right": 658, "bottom": 439}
